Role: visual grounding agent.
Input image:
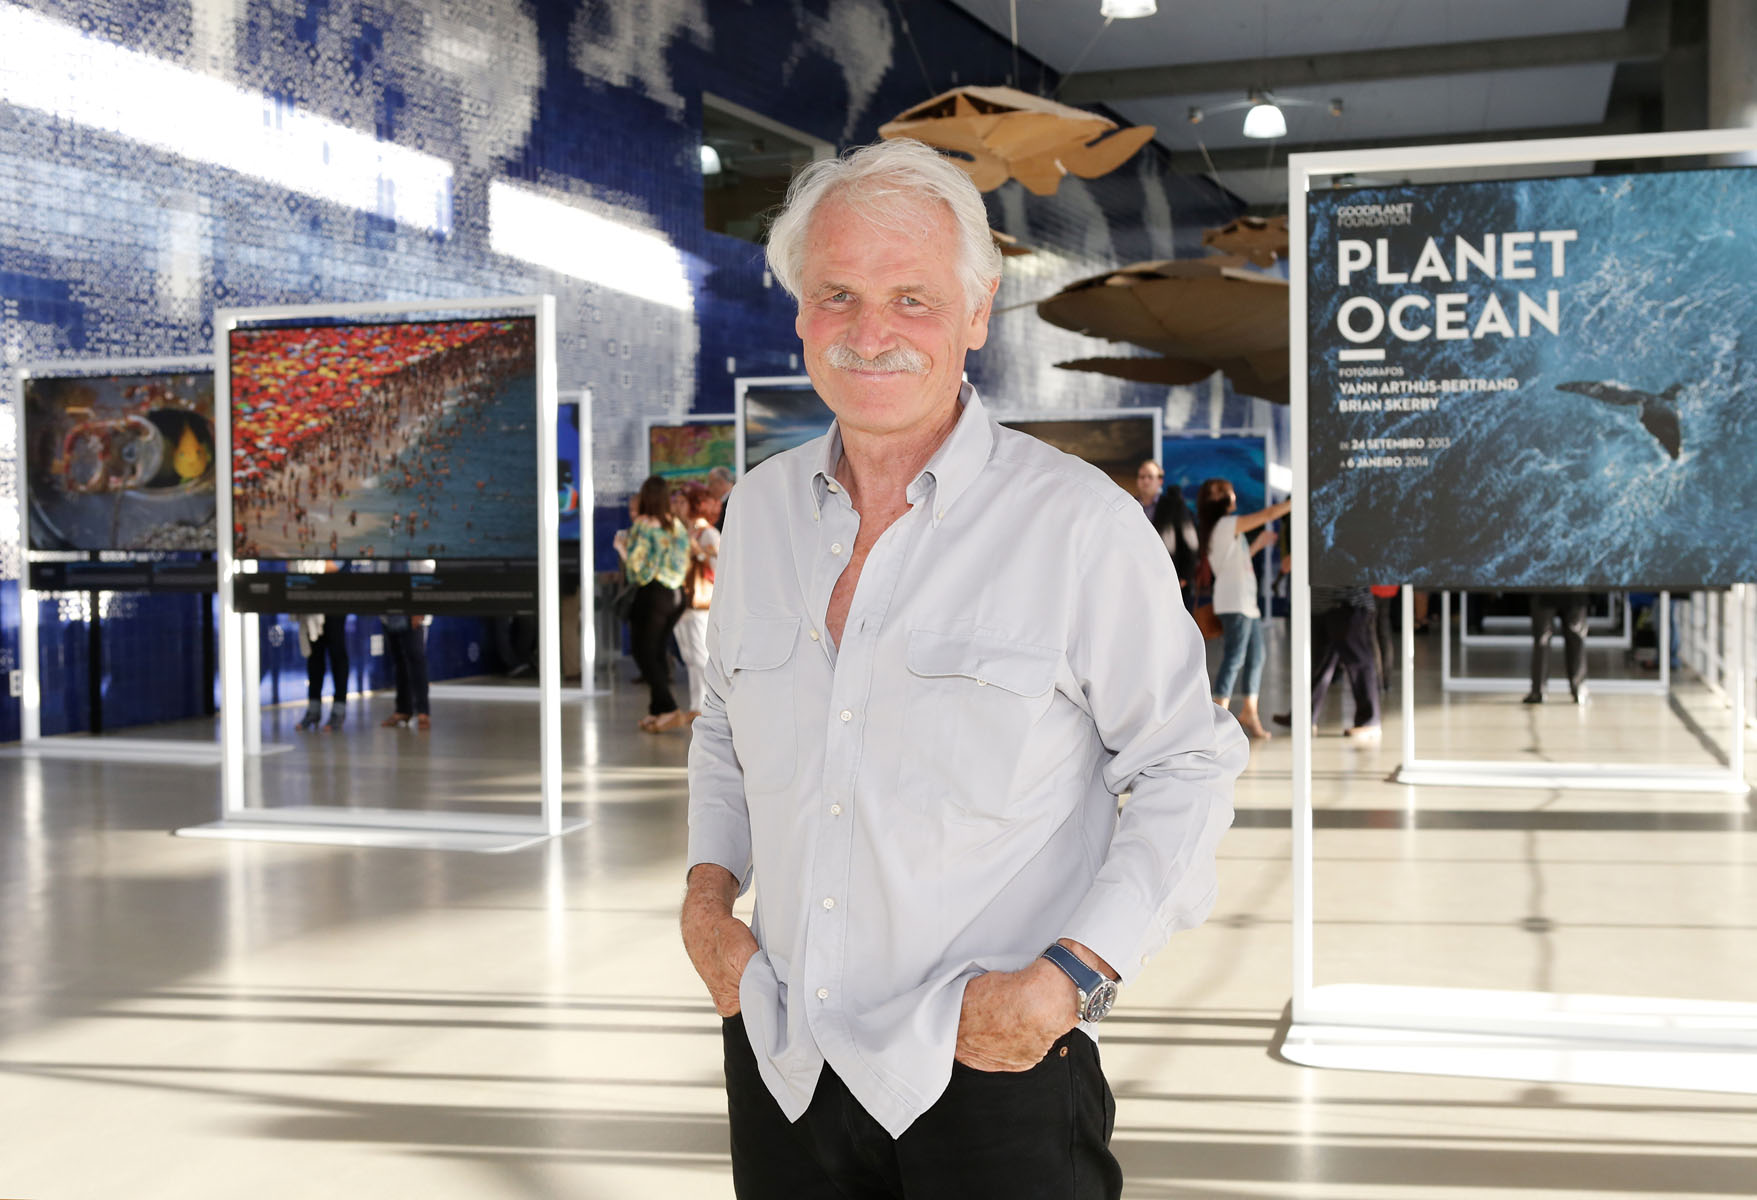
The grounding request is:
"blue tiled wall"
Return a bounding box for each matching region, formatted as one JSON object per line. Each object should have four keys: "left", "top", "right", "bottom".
{"left": 1, "top": 0, "right": 1251, "bottom": 739}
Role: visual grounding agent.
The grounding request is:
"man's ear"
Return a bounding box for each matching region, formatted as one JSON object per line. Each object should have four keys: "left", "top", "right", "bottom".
{"left": 966, "top": 278, "right": 1001, "bottom": 351}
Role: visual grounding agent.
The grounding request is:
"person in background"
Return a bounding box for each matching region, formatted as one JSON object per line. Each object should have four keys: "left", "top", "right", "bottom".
{"left": 672, "top": 483, "right": 723, "bottom": 726}
{"left": 1197, "top": 479, "right": 1291, "bottom": 739}
{"left": 1525, "top": 592, "right": 1590, "bottom": 704}
{"left": 379, "top": 613, "right": 431, "bottom": 731}
{"left": 296, "top": 612, "right": 350, "bottom": 732}
{"left": 706, "top": 465, "right": 735, "bottom": 532}
{"left": 1274, "top": 578, "right": 1381, "bottom": 739}
{"left": 615, "top": 474, "right": 691, "bottom": 732}
{"left": 1145, "top": 464, "right": 1199, "bottom": 604}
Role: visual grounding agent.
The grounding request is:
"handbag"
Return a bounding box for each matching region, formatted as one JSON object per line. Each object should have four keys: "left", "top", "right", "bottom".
{"left": 684, "top": 535, "right": 715, "bottom": 610}
{"left": 1191, "top": 556, "right": 1223, "bottom": 640}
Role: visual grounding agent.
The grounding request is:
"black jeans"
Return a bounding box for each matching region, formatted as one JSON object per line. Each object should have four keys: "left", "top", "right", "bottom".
{"left": 628, "top": 581, "right": 683, "bottom": 716}
{"left": 306, "top": 614, "right": 350, "bottom": 705}
{"left": 1531, "top": 593, "right": 1590, "bottom": 693}
{"left": 1312, "top": 603, "right": 1380, "bottom": 728}
{"left": 386, "top": 627, "right": 429, "bottom": 716}
{"left": 722, "top": 1015, "right": 1122, "bottom": 1200}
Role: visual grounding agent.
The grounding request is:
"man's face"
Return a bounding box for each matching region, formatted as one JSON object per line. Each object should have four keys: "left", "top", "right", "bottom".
{"left": 1135, "top": 463, "right": 1164, "bottom": 504}
{"left": 795, "top": 196, "right": 995, "bottom": 442}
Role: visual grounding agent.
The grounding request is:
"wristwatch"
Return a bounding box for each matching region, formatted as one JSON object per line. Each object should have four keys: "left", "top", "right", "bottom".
{"left": 1040, "top": 943, "right": 1119, "bottom": 1023}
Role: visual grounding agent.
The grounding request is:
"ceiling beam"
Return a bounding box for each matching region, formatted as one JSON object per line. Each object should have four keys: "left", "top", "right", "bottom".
{"left": 1061, "top": 0, "right": 1672, "bottom": 104}
{"left": 1168, "top": 100, "right": 1652, "bottom": 177}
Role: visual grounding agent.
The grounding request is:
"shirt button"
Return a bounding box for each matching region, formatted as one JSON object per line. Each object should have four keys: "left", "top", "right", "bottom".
{"left": 839, "top": 709, "right": 852, "bottom": 722}
{"left": 827, "top": 483, "right": 839, "bottom": 493}
{"left": 976, "top": 679, "right": 987, "bottom": 686}
{"left": 809, "top": 629, "right": 821, "bottom": 641}
{"left": 817, "top": 988, "right": 830, "bottom": 999}
{"left": 830, "top": 803, "right": 842, "bottom": 815}
{"left": 830, "top": 542, "right": 843, "bottom": 555}
{"left": 936, "top": 510, "right": 945, "bottom": 521}
{"left": 822, "top": 897, "right": 836, "bottom": 909}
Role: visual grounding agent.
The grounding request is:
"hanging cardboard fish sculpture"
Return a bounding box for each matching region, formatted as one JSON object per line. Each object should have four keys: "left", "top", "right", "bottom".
{"left": 879, "top": 85, "right": 1155, "bottom": 196}
{"left": 1038, "top": 255, "right": 1290, "bottom": 403}
{"left": 1200, "top": 215, "right": 1289, "bottom": 268}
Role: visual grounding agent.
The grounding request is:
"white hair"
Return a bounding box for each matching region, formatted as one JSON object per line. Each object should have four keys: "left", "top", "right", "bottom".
{"left": 765, "top": 139, "right": 1004, "bottom": 313}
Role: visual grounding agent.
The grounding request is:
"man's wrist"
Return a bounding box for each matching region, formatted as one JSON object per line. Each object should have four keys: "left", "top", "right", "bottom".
{"left": 1057, "top": 938, "right": 1119, "bottom": 982}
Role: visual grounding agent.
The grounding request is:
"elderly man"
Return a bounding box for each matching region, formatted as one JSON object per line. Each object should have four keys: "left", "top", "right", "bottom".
{"left": 682, "top": 139, "right": 1247, "bottom": 1199}
{"left": 706, "top": 465, "right": 735, "bottom": 532}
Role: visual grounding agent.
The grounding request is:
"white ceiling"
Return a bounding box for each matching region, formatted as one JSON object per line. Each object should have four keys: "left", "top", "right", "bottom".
{"left": 944, "top": 0, "right": 1633, "bottom": 203}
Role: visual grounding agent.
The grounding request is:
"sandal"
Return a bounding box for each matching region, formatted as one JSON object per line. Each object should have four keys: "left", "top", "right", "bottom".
{"left": 381, "top": 713, "right": 410, "bottom": 728}
{"left": 649, "top": 710, "right": 686, "bottom": 732}
{"left": 415, "top": 713, "right": 430, "bottom": 731}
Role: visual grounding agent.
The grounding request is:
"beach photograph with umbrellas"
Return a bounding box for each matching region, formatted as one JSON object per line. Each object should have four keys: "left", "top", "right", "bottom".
{"left": 229, "top": 317, "right": 538, "bottom": 561}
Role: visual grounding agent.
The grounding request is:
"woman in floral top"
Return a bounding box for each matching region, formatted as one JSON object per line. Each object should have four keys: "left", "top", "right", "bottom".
{"left": 614, "top": 475, "right": 692, "bottom": 731}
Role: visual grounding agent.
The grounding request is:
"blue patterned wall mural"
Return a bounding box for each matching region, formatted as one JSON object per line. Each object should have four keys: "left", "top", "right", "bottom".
{"left": 0, "top": 0, "right": 1252, "bottom": 740}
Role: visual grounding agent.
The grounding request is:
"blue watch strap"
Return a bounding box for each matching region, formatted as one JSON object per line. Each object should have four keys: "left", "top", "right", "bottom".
{"left": 1040, "top": 942, "right": 1105, "bottom": 994}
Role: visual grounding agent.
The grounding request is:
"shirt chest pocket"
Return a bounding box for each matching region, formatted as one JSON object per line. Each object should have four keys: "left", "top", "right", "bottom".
{"left": 900, "top": 629, "right": 1061, "bottom": 822}
{"left": 722, "top": 616, "right": 801, "bottom": 795}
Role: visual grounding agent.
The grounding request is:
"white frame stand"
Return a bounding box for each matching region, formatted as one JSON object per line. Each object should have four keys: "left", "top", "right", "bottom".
{"left": 177, "top": 295, "right": 584, "bottom": 853}
{"left": 430, "top": 388, "right": 605, "bottom": 702}
{"left": 7, "top": 356, "right": 292, "bottom": 764}
{"left": 1439, "top": 590, "right": 1670, "bottom": 697}
{"left": 1286, "top": 128, "right": 1757, "bottom": 1096}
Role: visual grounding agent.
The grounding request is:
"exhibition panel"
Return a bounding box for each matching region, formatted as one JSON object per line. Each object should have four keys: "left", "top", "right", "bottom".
{"left": 995, "top": 408, "right": 1161, "bottom": 492}
{"left": 1305, "top": 163, "right": 1757, "bottom": 592}
{"left": 1161, "top": 433, "right": 1266, "bottom": 515}
{"left": 643, "top": 415, "right": 734, "bottom": 485}
{"left": 8, "top": 357, "right": 253, "bottom": 762}
{"left": 1287, "top": 128, "right": 1757, "bottom": 1096}
{"left": 735, "top": 375, "right": 829, "bottom": 473}
{"left": 182, "top": 295, "right": 582, "bottom": 852}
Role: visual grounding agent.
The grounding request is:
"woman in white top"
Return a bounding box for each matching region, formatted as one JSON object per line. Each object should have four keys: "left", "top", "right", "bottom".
{"left": 1196, "top": 479, "right": 1291, "bottom": 739}
{"left": 672, "top": 483, "right": 723, "bottom": 724}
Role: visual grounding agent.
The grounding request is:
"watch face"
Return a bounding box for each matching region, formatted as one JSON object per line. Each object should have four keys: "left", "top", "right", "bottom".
{"left": 1084, "top": 980, "right": 1119, "bottom": 1022}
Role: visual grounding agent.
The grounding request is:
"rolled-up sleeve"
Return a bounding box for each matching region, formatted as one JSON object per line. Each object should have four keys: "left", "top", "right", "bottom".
{"left": 1059, "top": 500, "right": 1248, "bottom": 985}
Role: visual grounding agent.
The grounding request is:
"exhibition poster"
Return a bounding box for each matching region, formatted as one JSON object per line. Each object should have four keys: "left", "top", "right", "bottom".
{"left": 998, "top": 415, "right": 1158, "bottom": 494}
{"left": 1308, "top": 167, "right": 1757, "bottom": 588}
{"left": 23, "top": 369, "right": 216, "bottom": 552}
{"left": 649, "top": 420, "right": 735, "bottom": 485}
{"left": 742, "top": 384, "right": 833, "bottom": 471}
{"left": 1161, "top": 435, "right": 1266, "bottom": 514}
{"left": 558, "top": 402, "right": 582, "bottom": 542}
{"left": 230, "top": 317, "right": 538, "bottom": 560}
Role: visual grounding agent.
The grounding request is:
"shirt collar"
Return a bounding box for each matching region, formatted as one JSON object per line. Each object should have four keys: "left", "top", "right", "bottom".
{"left": 811, "top": 381, "right": 995, "bottom": 526}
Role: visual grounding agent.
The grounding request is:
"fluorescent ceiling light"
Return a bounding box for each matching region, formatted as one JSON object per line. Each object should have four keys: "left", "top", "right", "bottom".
{"left": 1100, "top": 0, "right": 1157, "bottom": 16}
{"left": 1242, "top": 102, "right": 1287, "bottom": 140}
{"left": 700, "top": 144, "right": 722, "bottom": 175}
{"left": 0, "top": 6, "right": 453, "bottom": 233}
{"left": 488, "top": 181, "right": 694, "bottom": 312}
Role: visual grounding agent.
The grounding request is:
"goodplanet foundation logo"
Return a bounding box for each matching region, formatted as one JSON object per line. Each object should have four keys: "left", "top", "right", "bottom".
{"left": 1336, "top": 202, "right": 1414, "bottom": 229}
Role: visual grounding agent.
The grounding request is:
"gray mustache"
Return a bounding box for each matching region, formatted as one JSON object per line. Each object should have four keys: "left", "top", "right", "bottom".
{"left": 824, "top": 343, "right": 930, "bottom": 374}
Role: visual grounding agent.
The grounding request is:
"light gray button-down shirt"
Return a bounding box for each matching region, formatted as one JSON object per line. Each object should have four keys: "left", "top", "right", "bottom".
{"left": 688, "top": 385, "right": 1246, "bottom": 1137}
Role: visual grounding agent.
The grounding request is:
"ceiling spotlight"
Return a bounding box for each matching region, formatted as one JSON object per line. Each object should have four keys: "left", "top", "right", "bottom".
{"left": 1100, "top": 0, "right": 1157, "bottom": 18}
{"left": 1330, "top": 97, "right": 1345, "bottom": 118}
{"left": 1242, "top": 95, "right": 1287, "bottom": 140}
{"left": 1187, "top": 106, "right": 1204, "bottom": 125}
{"left": 699, "top": 144, "right": 722, "bottom": 175}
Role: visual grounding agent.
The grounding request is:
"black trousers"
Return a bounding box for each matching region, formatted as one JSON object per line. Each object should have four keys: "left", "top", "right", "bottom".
{"left": 1530, "top": 593, "right": 1590, "bottom": 693}
{"left": 386, "top": 628, "right": 429, "bottom": 716}
{"left": 722, "top": 1015, "right": 1122, "bottom": 1200}
{"left": 1312, "top": 603, "right": 1380, "bottom": 728}
{"left": 306, "top": 614, "right": 350, "bottom": 705}
{"left": 628, "top": 581, "right": 683, "bottom": 716}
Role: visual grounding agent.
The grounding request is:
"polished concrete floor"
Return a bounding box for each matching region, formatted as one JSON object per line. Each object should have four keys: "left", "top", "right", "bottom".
{"left": 2, "top": 630, "right": 1754, "bottom": 1199}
